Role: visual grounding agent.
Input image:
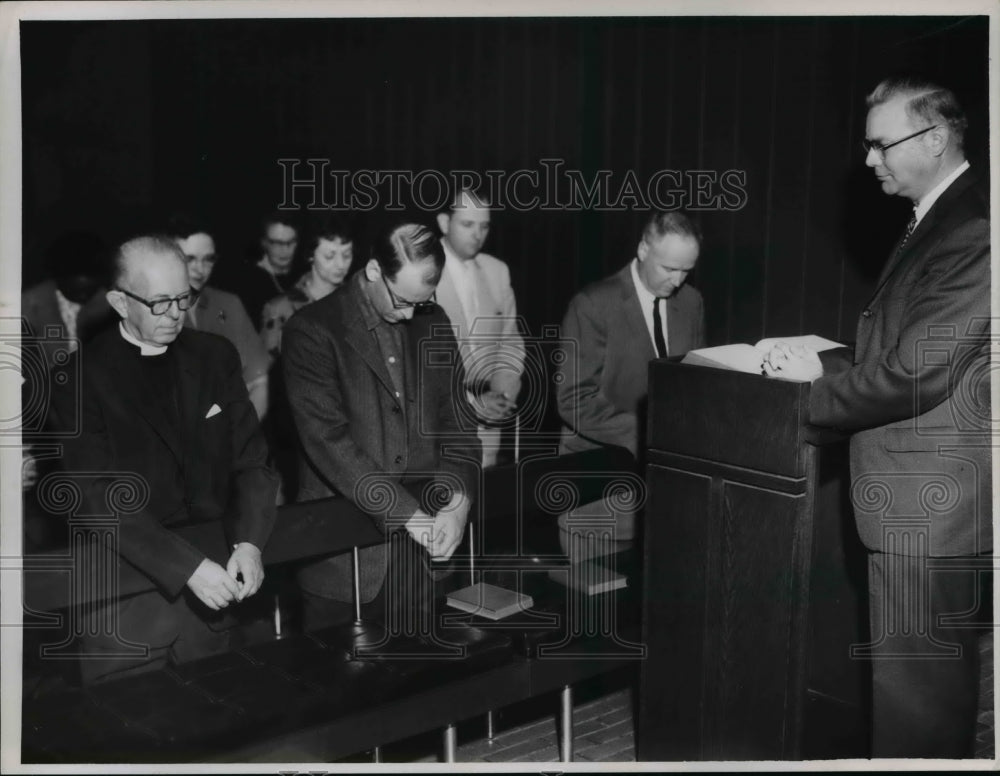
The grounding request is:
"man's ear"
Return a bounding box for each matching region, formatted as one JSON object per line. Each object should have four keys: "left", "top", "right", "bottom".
{"left": 106, "top": 289, "right": 128, "bottom": 319}
{"left": 436, "top": 212, "right": 450, "bottom": 237}
{"left": 636, "top": 239, "right": 648, "bottom": 262}
{"left": 926, "top": 125, "right": 949, "bottom": 157}
{"left": 364, "top": 258, "right": 381, "bottom": 282}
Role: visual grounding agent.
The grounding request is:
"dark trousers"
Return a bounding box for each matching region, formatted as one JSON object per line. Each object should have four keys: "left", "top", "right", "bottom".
{"left": 867, "top": 551, "right": 991, "bottom": 758}
{"left": 301, "top": 532, "right": 452, "bottom": 635}
{"left": 78, "top": 589, "right": 232, "bottom": 685}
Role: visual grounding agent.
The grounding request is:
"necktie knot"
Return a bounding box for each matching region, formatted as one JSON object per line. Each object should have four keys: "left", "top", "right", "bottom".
{"left": 896, "top": 212, "right": 918, "bottom": 254}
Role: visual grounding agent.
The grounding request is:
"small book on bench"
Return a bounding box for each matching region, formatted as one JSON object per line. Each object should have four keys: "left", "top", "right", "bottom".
{"left": 446, "top": 582, "right": 534, "bottom": 620}
{"left": 548, "top": 560, "right": 627, "bottom": 595}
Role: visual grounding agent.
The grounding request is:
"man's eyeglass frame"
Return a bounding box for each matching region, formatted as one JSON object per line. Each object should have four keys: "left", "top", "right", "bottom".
{"left": 862, "top": 125, "right": 939, "bottom": 160}
{"left": 116, "top": 287, "right": 200, "bottom": 316}
{"left": 380, "top": 273, "right": 436, "bottom": 312}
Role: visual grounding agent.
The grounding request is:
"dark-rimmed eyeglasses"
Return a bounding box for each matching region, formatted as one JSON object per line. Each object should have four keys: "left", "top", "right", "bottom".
{"left": 116, "top": 287, "right": 199, "bottom": 316}
{"left": 380, "top": 273, "right": 436, "bottom": 312}
{"left": 862, "top": 125, "right": 938, "bottom": 160}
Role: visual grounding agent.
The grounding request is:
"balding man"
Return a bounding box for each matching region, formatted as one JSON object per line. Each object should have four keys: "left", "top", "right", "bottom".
{"left": 60, "top": 235, "right": 278, "bottom": 683}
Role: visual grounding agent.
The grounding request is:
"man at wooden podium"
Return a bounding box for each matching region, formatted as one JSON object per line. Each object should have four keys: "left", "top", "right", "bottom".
{"left": 764, "top": 76, "right": 991, "bottom": 758}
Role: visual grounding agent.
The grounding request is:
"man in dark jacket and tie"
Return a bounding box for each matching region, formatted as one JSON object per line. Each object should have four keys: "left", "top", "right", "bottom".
{"left": 764, "top": 76, "right": 990, "bottom": 758}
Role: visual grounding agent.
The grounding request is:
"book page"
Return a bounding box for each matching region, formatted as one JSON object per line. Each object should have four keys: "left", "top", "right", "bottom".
{"left": 754, "top": 334, "right": 844, "bottom": 352}
{"left": 680, "top": 344, "right": 764, "bottom": 374}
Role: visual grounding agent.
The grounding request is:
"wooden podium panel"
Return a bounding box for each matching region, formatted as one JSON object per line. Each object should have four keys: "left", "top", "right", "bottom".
{"left": 638, "top": 361, "right": 867, "bottom": 761}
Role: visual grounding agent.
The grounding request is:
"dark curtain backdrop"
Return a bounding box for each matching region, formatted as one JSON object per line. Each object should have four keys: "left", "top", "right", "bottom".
{"left": 21, "top": 16, "right": 989, "bottom": 348}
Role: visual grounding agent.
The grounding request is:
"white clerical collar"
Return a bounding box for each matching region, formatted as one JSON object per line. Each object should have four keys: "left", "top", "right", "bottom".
{"left": 915, "top": 160, "right": 970, "bottom": 225}
{"left": 119, "top": 321, "right": 168, "bottom": 356}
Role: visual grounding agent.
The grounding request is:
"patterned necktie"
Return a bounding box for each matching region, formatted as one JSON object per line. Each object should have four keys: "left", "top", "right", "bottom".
{"left": 652, "top": 298, "right": 668, "bottom": 358}
{"left": 897, "top": 211, "right": 917, "bottom": 252}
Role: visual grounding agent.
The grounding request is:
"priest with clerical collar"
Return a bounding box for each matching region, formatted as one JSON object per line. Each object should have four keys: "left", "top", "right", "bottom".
{"left": 57, "top": 234, "right": 278, "bottom": 684}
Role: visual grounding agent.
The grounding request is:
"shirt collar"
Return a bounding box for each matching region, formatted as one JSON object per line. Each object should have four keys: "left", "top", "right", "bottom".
{"left": 355, "top": 272, "right": 384, "bottom": 331}
{"left": 915, "top": 160, "right": 970, "bottom": 225}
{"left": 630, "top": 258, "right": 657, "bottom": 309}
{"left": 119, "top": 321, "right": 168, "bottom": 356}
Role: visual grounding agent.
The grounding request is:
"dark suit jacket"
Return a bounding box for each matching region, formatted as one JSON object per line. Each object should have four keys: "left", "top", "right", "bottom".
{"left": 282, "top": 273, "right": 481, "bottom": 602}
{"left": 60, "top": 326, "right": 278, "bottom": 596}
{"left": 557, "top": 264, "right": 706, "bottom": 456}
{"left": 810, "top": 166, "right": 991, "bottom": 557}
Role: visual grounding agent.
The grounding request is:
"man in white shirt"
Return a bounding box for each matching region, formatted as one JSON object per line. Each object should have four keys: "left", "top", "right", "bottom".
{"left": 557, "top": 210, "right": 706, "bottom": 458}
{"left": 436, "top": 189, "right": 525, "bottom": 467}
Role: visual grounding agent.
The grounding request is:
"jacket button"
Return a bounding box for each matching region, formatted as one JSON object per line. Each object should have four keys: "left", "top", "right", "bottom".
{"left": 392, "top": 405, "right": 401, "bottom": 414}
{"left": 394, "top": 455, "right": 403, "bottom": 464}
{"left": 862, "top": 308, "right": 873, "bottom": 318}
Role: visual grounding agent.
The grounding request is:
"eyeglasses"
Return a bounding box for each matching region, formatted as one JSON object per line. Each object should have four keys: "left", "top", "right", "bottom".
{"left": 116, "top": 287, "right": 199, "bottom": 316}
{"left": 380, "top": 273, "right": 436, "bottom": 312}
{"left": 862, "top": 125, "right": 938, "bottom": 160}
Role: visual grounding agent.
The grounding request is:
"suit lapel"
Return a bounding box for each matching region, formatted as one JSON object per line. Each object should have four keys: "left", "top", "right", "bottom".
{"left": 173, "top": 333, "right": 207, "bottom": 470}
{"left": 619, "top": 266, "right": 655, "bottom": 360}
{"left": 342, "top": 283, "right": 398, "bottom": 401}
{"left": 867, "top": 167, "right": 978, "bottom": 310}
{"left": 436, "top": 265, "right": 469, "bottom": 336}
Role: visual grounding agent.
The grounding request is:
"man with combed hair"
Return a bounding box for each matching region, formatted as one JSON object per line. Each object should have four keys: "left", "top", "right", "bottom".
{"left": 435, "top": 189, "right": 525, "bottom": 467}
{"left": 283, "top": 222, "right": 480, "bottom": 631}
{"left": 764, "top": 76, "right": 991, "bottom": 757}
{"left": 557, "top": 210, "right": 706, "bottom": 458}
{"left": 60, "top": 235, "right": 278, "bottom": 683}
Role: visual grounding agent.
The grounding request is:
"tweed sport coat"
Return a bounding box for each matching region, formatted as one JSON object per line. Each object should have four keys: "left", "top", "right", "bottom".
{"left": 810, "top": 167, "right": 991, "bottom": 557}
{"left": 282, "top": 273, "right": 481, "bottom": 602}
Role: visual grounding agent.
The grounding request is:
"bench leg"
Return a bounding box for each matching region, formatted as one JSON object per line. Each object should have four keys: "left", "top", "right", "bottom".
{"left": 487, "top": 710, "right": 496, "bottom": 741}
{"left": 559, "top": 684, "right": 573, "bottom": 762}
{"left": 273, "top": 594, "right": 283, "bottom": 638}
{"left": 443, "top": 724, "right": 457, "bottom": 762}
{"left": 372, "top": 745, "right": 382, "bottom": 763}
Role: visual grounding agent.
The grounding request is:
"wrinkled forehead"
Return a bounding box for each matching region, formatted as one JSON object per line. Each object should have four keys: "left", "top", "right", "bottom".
{"left": 125, "top": 249, "right": 190, "bottom": 296}
{"left": 644, "top": 233, "right": 700, "bottom": 269}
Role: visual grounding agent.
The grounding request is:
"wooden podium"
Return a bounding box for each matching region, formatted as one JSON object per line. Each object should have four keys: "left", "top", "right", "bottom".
{"left": 637, "top": 360, "right": 869, "bottom": 761}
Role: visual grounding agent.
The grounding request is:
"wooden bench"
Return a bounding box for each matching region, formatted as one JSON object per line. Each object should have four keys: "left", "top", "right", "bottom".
{"left": 20, "top": 447, "right": 642, "bottom": 764}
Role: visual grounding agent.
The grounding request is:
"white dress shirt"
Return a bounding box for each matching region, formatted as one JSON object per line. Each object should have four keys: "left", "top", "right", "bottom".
{"left": 630, "top": 258, "right": 667, "bottom": 355}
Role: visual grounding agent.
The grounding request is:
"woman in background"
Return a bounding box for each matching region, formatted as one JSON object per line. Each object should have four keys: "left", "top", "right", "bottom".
{"left": 260, "top": 214, "right": 355, "bottom": 357}
{"left": 168, "top": 214, "right": 271, "bottom": 419}
{"left": 260, "top": 214, "right": 355, "bottom": 502}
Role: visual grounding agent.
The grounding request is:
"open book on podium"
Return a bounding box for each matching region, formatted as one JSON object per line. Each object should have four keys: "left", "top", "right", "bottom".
{"left": 680, "top": 334, "right": 843, "bottom": 378}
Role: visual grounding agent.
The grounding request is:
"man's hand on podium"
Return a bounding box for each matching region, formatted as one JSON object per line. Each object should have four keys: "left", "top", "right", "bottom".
{"left": 762, "top": 342, "right": 823, "bottom": 382}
